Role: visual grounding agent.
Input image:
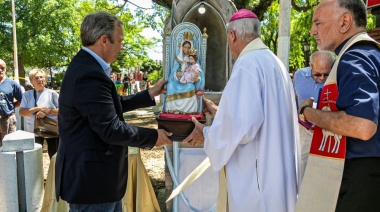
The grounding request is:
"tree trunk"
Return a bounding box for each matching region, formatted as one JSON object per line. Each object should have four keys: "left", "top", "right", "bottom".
{"left": 18, "top": 57, "right": 26, "bottom": 87}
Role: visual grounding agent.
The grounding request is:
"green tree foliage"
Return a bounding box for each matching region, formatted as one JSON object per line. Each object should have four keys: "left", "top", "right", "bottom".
{"left": 260, "top": 0, "right": 319, "bottom": 71}
{"left": 288, "top": 0, "right": 318, "bottom": 71}
{"left": 261, "top": 1, "right": 279, "bottom": 54}
{"left": 140, "top": 58, "right": 163, "bottom": 83}
{"left": 287, "top": 1, "right": 377, "bottom": 71}
{"left": 260, "top": 0, "right": 377, "bottom": 71}
{"left": 51, "top": 68, "right": 66, "bottom": 89}
{"left": 0, "top": 0, "right": 81, "bottom": 85}
{"left": 1, "top": 0, "right": 376, "bottom": 86}
{"left": 0, "top": 0, "right": 166, "bottom": 86}
{"left": 106, "top": 0, "right": 168, "bottom": 73}
{"left": 73, "top": 1, "right": 168, "bottom": 74}
{"left": 113, "top": 11, "right": 156, "bottom": 72}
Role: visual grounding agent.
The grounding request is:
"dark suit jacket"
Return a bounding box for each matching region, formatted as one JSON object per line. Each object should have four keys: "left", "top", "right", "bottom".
{"left": 55, "top": 49, "right": 158, "bottom": 204}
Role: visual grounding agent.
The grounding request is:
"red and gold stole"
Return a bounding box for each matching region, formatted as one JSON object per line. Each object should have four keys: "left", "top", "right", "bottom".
{"left": 296, "top": 32, "right": 380, "bottom": 212}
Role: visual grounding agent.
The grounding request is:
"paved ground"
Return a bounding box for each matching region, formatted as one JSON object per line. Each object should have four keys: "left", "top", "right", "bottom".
{"left": 123, "top": 95, "right": 162, "bottom": 117}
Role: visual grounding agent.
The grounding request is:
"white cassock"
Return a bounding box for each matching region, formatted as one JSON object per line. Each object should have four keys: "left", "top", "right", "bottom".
{"left": 203, "top": 38, "right": 300, "bottom": 212}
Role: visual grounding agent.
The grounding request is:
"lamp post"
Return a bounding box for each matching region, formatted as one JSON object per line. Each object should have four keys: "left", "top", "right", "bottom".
{"left": 303, "top": 40, "right": 310, "bottom": 67}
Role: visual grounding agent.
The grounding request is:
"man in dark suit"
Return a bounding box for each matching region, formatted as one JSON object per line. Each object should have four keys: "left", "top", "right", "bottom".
{"left": 55, "top": 11, "right": 172, "bottom": 211}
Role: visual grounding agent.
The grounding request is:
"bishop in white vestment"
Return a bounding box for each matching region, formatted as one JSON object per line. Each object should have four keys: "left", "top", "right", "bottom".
{"left": 184, "top": 9, "right": 300, "bottom": 212}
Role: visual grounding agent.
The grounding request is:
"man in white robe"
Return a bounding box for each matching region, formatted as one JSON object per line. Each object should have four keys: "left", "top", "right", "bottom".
{"left": 184, "top": 9, "right": 300, "bottom": 212}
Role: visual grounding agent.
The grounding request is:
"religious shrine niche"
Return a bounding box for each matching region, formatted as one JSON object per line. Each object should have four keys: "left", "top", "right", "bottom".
{"left": 156, "top": 22, "right": 207, "bottom": 141}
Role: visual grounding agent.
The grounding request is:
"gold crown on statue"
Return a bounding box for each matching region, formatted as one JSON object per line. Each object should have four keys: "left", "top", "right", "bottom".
{"left": 183, "top": 31, "right": 194, "bottom": 41}
{"left": 188, "top": 48, "right": 198, "bottom": 56}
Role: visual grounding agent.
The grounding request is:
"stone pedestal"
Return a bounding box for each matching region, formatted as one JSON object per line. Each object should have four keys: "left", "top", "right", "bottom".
{"left": 0, "top": 130, "right": 43, "bottom": 212}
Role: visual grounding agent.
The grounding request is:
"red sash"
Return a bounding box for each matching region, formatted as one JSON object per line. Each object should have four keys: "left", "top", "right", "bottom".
{"left": 310, "top": 84, "right": 346, "bottom": 159}
{"left": 296, "top": 83, "right": 347, "bottom": 212}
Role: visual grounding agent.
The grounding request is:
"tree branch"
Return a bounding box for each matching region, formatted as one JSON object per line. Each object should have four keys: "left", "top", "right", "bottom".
{"left": 291, "top": 0, "right": 317, "bottom": 13}
{"left": 109, "top": 0, "right": 154, "bottom": 11}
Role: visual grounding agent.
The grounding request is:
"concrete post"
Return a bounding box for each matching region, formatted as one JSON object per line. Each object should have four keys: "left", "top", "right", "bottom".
{"left": 277, "top": 0, "right": 291, "bottom": 71}
{"left": 0, "top": 130, "right": 43, "bottom": 211}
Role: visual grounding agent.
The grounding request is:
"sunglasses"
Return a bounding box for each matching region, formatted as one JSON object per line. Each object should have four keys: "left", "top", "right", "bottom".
{"left": 313, "top": 73, "right": 329, "bottom": 77}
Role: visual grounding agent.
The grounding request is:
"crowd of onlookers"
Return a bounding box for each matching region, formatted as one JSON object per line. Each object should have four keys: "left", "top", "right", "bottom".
{"left": 111, "top": 71, "right": 151, "bottom": 95}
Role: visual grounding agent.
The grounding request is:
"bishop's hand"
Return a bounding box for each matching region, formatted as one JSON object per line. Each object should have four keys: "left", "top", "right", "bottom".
{"left": 183, "top": 117, "right": 205, "bottom": 146}
{"left": 203, "top": 96, "right": 218, "bottom": 117}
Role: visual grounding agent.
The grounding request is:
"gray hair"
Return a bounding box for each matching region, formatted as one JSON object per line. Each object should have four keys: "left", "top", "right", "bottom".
{"left": 338, "top": 0, "right": 367, "bottom": 28}
{"left": 29, "top": 69, "right": 47, "bottom": 81}
{"left": 226, "top": 18, "right": 261, "bottom": 43}
{"left": 310, "top": 51, "right": 336, "bottom": 65}
{"left": 80, "top": 11, "right": 123, "bottom": 46}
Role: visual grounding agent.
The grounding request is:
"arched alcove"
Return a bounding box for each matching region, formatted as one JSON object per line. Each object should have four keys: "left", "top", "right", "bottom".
{"left": 161, "top": 2, "right": 237, "bottom": 211}
{"left": 182, "top": 3, "right": 227, "bottom": 92}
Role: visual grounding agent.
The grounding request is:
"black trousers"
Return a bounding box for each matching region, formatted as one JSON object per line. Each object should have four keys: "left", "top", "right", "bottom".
{"left": 336, "top": 157, "right": 380, "bottom": 212}
{"left": 35, "top": 136, "right": 59, "bottom": 159}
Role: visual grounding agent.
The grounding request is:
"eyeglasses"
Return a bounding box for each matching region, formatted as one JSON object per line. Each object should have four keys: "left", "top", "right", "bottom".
{"left": 313, "top": 73, "right": 329, "bottom": 77}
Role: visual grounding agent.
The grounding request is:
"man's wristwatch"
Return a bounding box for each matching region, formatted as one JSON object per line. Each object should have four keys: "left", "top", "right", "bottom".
{"left": 299, "top": 105, "right": 311, "bottom": 122}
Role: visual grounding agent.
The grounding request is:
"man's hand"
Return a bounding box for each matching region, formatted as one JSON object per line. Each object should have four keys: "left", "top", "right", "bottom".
{"left": 36, "top": 111, "right": 47, "bottom": 118}
{"left": 203, "top": 96, "right": 218, "bottom": 117}
{"left": 155, "top": 129, "right": 173, "bottom": 147}
{"left": 183, "top": 117, "right": 205, "bottom": 146}
{"left": 299, "top": 97, "right": 314, "bottom": 114}
{"left": 40, "top": 107, "right": 52, "bottom": 115}
{"left": 148, "top": 78, "right": 167, "bottom": 98}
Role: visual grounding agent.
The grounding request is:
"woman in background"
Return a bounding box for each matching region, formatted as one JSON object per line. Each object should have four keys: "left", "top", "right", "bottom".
{"left": 19, "top": 69, "right": 59, "bottom": 159}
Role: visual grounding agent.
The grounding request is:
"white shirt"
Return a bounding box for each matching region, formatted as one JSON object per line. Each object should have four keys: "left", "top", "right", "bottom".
{"left": 203, "top": 39, "right": 300, "bottom": 212}
{"left": 20, "top": 88, "right": 59, "bottom": 133}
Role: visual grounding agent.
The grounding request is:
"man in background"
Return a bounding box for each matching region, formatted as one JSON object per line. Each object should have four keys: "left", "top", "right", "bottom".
{"left": 0, "top": 59, "right": 23, "bottom": 145}
{"left": 293, "top": 50, "right": 335, "bottom": 178}
{"left": 298, "top": 0, "right": 380, "bottom": 210}
{"left": 122, "top": 73, "right": 130, "bottom": 95}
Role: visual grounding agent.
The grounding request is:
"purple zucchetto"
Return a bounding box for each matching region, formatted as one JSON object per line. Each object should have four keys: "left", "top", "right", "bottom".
{"left": 229, "top": 9, "right": 258, "bottom": 22}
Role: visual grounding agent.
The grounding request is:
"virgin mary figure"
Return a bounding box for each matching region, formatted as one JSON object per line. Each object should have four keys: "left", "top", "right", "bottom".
{"left": 164, "top": 32, "right": 204, "bottom": 114}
